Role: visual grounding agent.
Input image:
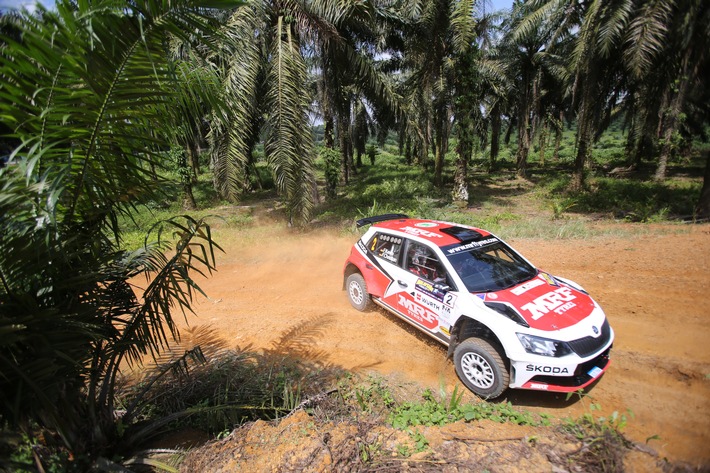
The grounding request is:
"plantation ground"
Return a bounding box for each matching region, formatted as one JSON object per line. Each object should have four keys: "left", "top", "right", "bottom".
{"left": 165, "top": 210, "right": 710, "bottom": 470}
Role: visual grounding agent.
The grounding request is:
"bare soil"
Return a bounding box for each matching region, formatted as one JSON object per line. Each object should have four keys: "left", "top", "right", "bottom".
{"left": 172, "top": 213, "right": 710, "bottom": 471}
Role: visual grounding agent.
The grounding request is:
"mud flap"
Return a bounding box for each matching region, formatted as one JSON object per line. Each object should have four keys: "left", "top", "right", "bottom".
{"left": 446, "top": 325, "right": 459, "bottom": 359}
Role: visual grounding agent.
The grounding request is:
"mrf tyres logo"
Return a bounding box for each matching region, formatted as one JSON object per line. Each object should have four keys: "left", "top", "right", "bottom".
{"left": 400, "top": 226, "right": 443, "bottom": 238}
{"left": 398, "top": 294, "right": 437, "bottom": 327}
{"left": 520, "top": 286, "right": 577, "bottom": 320}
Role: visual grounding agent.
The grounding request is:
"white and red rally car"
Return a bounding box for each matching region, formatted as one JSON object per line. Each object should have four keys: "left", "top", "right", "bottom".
{"left": 343, "top": 214, "right": 613, "bottom": 398}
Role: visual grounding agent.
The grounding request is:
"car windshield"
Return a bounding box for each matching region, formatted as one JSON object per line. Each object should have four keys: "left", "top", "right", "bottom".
{"left": 445, "top": 241, "right": 537, "bottom": 293}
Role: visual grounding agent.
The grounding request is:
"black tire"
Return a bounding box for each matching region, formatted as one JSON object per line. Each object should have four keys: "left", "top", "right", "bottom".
{"left": 453, "top": 337, "right": 509, "bottom": 399}
{"left": 346, "top": 273, "right": 372, "bottom": 311}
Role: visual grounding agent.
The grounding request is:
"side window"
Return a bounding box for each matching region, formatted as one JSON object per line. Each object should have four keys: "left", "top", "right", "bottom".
{"left": 405, "top": 241, "right": 449, "bottom": 285}
{"left": 368, "top": 233, "right": 403, "bottom": 264}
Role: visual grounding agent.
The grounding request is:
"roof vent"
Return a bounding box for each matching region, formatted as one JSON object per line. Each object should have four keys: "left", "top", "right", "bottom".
{"left": 440, "top": 226, "right": 483, "bottom": 242}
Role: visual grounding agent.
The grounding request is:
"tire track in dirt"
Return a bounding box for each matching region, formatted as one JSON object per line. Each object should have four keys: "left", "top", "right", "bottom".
{"left": 183, "top": 221, "right": 710, "bottom": 466}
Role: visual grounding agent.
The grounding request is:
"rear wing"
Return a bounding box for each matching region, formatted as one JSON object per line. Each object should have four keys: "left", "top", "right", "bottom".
{"left": 355, "top": 213, "right": 409, "bottom": 228}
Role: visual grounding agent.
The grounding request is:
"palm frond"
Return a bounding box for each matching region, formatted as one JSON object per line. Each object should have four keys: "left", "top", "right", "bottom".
{"left": 450, "top": 0, "right": 476, "bottom": 55}
{"left": 623, "top": 0, "right": 673, "bottom": 78}
{"left": 212, "top": 3, "right": 266, "bottom": 201}
{"left": 264, "top": 17, "right": 315, "bottom": 225}
{"left": 597, "top": 0, "right": 633, "bottom": 59}
{"left": 511, "top": 0, "right": 564, "bottom": 44}
{"left": 0, "top": 0, "right": 235, "bottom": 457}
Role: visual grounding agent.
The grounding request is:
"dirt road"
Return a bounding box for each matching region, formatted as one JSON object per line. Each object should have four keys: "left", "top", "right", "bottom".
{"left": 182, "top": 219, "right": 710, "bottom": 466}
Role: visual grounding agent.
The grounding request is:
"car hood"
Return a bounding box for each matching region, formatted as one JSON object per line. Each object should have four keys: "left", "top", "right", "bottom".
{"left": 478, "top": 272, "right": 596, "bottom": 331}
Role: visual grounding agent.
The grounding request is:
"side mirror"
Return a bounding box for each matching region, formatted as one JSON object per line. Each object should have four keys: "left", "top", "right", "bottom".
{"left": 434, "top": 283, "right": 451, "bottom": 294}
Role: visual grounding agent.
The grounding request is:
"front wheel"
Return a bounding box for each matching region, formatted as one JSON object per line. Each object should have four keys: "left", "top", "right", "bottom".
{"left": 453, "top": 337, "right": 509, "bottom": 399}
{"left": 346, "top": 273, "right": 372, "bottom": 311}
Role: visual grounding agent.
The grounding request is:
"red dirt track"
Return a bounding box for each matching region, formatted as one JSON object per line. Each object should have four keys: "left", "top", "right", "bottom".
{"left": 180, "top": 219, "right": 710, "bottom": 467}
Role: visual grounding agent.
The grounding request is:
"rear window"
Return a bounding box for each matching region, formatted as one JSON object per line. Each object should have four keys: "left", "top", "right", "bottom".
{"left": 367, "top": 232, "right": 403, "bottom": 265}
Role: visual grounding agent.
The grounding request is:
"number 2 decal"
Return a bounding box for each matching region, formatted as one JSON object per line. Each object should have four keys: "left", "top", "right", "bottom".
{"left": 444, "top": 293, "right": 457, "bottom": 308}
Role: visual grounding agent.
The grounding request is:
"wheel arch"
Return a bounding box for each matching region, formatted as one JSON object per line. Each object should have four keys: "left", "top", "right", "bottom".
{"left": 343, "top": 263, "right": 361, "bottom": 290}
{"left": 447, "top": 316, "right": 506, "bottom": 361}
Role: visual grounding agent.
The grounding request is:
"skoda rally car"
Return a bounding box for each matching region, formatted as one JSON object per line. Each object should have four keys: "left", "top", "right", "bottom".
{"left": 343, "top": 214, "right": 613, "bottom": 398}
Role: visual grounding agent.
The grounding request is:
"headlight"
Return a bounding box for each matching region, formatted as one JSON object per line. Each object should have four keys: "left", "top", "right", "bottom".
{"left": 516, "top": 333, "right": 571, "bottom": 357}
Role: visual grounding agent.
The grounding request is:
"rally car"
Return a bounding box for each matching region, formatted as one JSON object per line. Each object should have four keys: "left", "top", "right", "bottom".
{"left": 343, "top": 214, "right": 613, "bottom": 398}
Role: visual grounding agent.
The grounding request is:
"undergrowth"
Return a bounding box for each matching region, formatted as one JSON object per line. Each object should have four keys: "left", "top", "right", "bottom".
{"left": 389, "top": 386, "right": 545, "bottom": 429}
{"left": 560, "top": 392, "right": 636, "bottom": 473}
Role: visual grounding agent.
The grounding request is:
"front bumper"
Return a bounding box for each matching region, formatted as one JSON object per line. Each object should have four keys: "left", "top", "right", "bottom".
{"left": 511, "top": 347, "right": 611, "bottom": 392}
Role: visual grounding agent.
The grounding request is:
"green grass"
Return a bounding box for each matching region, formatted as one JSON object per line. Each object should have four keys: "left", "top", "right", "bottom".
{"left": 118, "top": 125, "right": 706, "bottom": 246}
{"left": 312, "top": 124, "right": 705, "bottom": 233}
{"left": 389, "top": 386, "right": 544, "bottom": 429}
{"left": 117, "top": 168, "right": 256, "bottom": 250}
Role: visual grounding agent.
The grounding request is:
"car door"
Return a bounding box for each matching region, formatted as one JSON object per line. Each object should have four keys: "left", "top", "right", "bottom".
{"left": 379, "top": 239, "right": 453, "bottom": 333}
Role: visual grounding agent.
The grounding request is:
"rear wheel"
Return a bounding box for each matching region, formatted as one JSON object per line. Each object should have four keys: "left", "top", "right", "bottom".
{"left": 346, "top": 273, "right": 372, "bottom": 311}
{"left": 453, "top": 337, "right": 509, "bottom": 399}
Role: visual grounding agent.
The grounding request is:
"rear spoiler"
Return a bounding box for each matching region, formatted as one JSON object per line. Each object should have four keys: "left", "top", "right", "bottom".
{"left": 356, "top": 213, "right": 409, "bottom": 228}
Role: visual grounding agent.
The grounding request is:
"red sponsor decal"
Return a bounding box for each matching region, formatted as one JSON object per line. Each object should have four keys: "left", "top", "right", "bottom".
{"left": 382, "top": 293, "right": 439, "bottom": 330}
{"left": 491, "top": 279, "right": 595, "bottom": 331}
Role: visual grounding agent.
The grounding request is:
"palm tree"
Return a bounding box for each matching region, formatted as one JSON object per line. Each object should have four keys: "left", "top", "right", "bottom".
{"left": 397, "top": 0, "right": 483, "bottom": 201}
{"left": 518, "top": 0, "right": 630, "bottom": 190}
{"left": 506, "top": 3, "right": 541, "bottom": 177}
{"left": 396, "top": 0, "right": 454, "bottom": 185}
{"left": 214, "top": 0, "right": 397, "bottom": 223}
{"left": 0, "top": 0, "right": 231, "bottom": 467}
{"left": 506, "top": 0, "right": 571, "bottom": 175}
{"left": 640, "top": 0, "right": 709, "bottom": 180}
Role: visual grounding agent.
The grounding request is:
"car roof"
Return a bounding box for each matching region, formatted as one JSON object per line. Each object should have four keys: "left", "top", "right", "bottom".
{"left": 371, "top": 217, "right": 493, "bottom": 247}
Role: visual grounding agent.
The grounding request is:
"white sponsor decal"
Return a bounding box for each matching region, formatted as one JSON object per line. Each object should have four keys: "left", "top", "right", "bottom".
{"left": 526, "top": 365, "right": 570, "bottom": 374}
{"left": 520, "top": 286, "right": 577, "bottom": 320}
{"left": 398, "top": 295, "right": 437, "bottom": 325}
{"left": 380, "top": 247, "right": 397, "bottom": 263}
{"left": 439, "top": 305, "right": 452, "bottom": 325}
{"left": 414, "top": 291, "right": 442, "bottom": 311}
{"left": 511, "top": 278, "right": 545, "bottom": 296}
{"left": 415, "top": 222, "right": 438, "bottom": 228}
{"left": 401, "top": 226, "right": 443, "bottom": 238}
{"left": 446, "top": 238, "right": 499, "bottom": 254}
{"left": 528, "top": 383, "right": 549, "bottom": 390}
{"left": 379, "top": 234, "right": 402, "bottom": 245}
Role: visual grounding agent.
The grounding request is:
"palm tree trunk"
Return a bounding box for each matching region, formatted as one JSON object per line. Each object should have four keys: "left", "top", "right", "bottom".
{"left": 516, "top": 106, "right": 530, "bottom": 178}
{"left": 573, "top": 116, "right": 593, "bottom": 190}
{"left": 188, "top": 140, "right": 200, "bottom": 182}
{"left": 420, "top": 115, "right": 431, "bottom": 169}
{"left": 655, "top": 55, "right": 691, "bottom": 181}
{"left": 180, "top": 148, "right": 197, "bottom": 210}
{"left": 538, "top": 122, "right": 548, "bottom": 167}
{"left": 453, "top": 139, "right": 470, "bottom": 204}
{"left": 398, "top": 123, "right": 405, "bottom": 156}
{"left": 404, "top": 138, "right": 412, "bottom": 165}
{"left": 516, "top": 70, "right": 532, "bottom": 178}
{"left": 572, "top": 77, "right": 597, "bottom": 190}
{"left": 435, "top": 128, "right": 444, "bottom": 187}
{"left": 696, "top": 151, "right": 710, "bottom": 219}
{"left": 324, "top": 114, "right": 335, "bottom": 149}
{"left": 490, "top": 104, "right": 501, "bottom": 170}
{"left": 339, "top": 115, "right": 351, "bottom": 184}
{"left": 504, "top": 117, "right": 514, "bottom": 145}
{"left": 553, "top": 110, "right": 563, "bottom": 161}
{"left": 453, "top": 112, "right": 473, "bottom": 204}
